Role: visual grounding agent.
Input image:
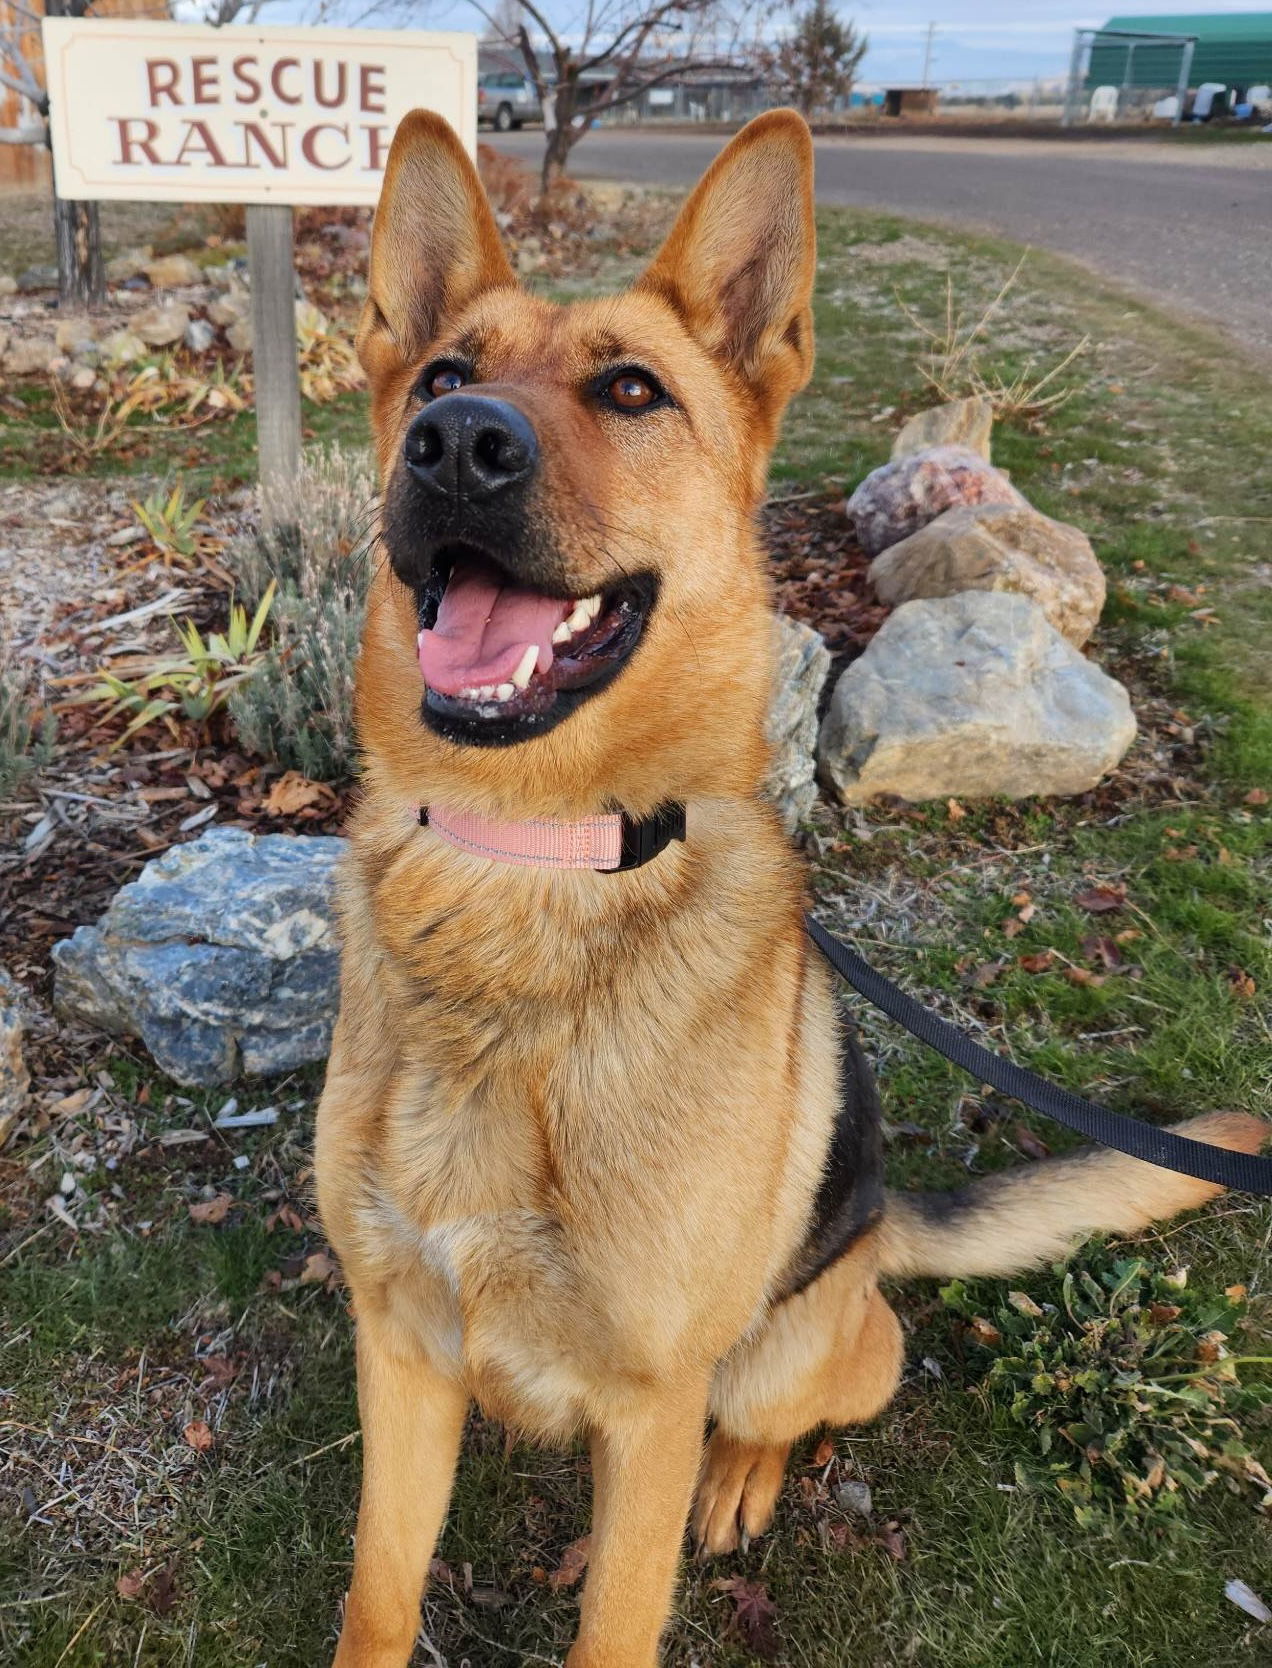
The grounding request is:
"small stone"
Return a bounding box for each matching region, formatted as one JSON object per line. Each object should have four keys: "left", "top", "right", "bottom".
{"left": 817, "top": 591, "right": 1136, "bottom": 806}
{"left": 105, "top": 246, "right": 152, "bottom": 284}
{"left": 54, "top": 317, "right": 100, "bottom": 356}
{"left": 765, "top": 614, "right": 830, "bottom": 833}
{"left": 892, "top": 395, "right": 994, "bottom": 462}
{"left": 4, "top": 336, "right": 57, "bottom": 377}
{"left": 227, "top": 317, "right": 253, "bottom": 353}
{"left": 834, "top": 1478, "right": 873, "bottom": 1517}
{"left": 71, "top": 366, "right": 97, "bottom": 391}
{"left": 868, "top": 502, "right": 1107, "bottom": 647}
{"left": 16, "top": 262, "right": 59, "bottom": 292}
{"left": 0, "top": 968, "right": 30, "bottom": 1124}
{"left": 144, "top": 252, "right": 202, "bottom": 288}
{"left": 98, "top": 329, "right": 148, "bottom": 365}
{"left": 847, "top": 446, "right": 1025, "bottom": 558}
{"left": 53, "top": 826, "right": 345, "bottom": 1086}
{"left": 0, "top": 273, "right": 17, "bottom": 296}
{"left": 184, "top": 317, "right": 215, "bottom": 353}
{"left": 206, "top": 291, "right": 247, "bottom": 327}
{"left": 131, "top": 301, "right": 191, "bottom": 347}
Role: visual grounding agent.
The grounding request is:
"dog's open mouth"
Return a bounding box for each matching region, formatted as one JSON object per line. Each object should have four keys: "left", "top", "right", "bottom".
{"left": 415, "top": 546, "right": 653, "bottom": 745}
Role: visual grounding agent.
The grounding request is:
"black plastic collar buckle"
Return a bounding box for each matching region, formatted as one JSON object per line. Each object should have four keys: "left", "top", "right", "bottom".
{"left": 615, "top": 802, "right": 687, "bottom": 872}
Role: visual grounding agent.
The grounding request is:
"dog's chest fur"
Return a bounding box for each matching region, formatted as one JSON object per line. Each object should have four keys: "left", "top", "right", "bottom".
{"left": 323, "top": 821, "right": 835, "bottom": 1436}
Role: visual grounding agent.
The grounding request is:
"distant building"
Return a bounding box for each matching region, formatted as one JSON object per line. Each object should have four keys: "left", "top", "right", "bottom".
{"left": 1089, "top": 12, "right": 1272, "bottom": 99}
{"left": 0, "top": 0, "right": 171, "bottom": 189}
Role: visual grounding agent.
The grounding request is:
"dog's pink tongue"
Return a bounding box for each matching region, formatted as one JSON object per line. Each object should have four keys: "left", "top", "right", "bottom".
{"left": 418, "top": 559, "right": 570, "bottom": 696}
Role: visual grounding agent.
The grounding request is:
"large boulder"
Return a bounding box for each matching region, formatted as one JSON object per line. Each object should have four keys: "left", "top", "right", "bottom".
{"left": 868, "top": 502, "right": 1106, "bottom": 647}
{"left": 765, "top": 614, "right": 830, "bottom": 832}
{"left": 891, "top": 395, "right": 994, "bottom": 462}
{"left": 847, "top": 445, "right": 1025, "bottom": 558}
{"left": 52, "top": 827, "right": 345, "bottom": 1086}
{"left": 817, "top": 592, "right": 1136, "bottom": 806}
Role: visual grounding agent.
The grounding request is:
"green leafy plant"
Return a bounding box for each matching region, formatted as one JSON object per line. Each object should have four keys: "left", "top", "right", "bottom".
{"left": 0, "top": 637, "right": 54, "bottom": 799}
{"left": 942, "top": 1250, "right": 1272, "bottom": 1530}
{"left": 73, "top": 584, "right": 275, "bottom": 746}
{"left": 132, "top": 482, "right": 208, "bottom": 564}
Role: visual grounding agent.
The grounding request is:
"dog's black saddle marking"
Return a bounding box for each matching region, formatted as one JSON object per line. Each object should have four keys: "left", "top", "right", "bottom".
{"left": 778, "top": 1014, "right": 886, "bottom": 1302}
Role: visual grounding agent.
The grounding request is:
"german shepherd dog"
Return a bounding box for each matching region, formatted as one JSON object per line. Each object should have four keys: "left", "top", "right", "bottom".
{"left": 315, "top": 109, "right": 1265, "bottom": 1667}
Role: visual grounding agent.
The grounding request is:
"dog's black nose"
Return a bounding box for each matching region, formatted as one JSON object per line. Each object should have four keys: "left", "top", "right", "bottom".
{"left": 403, "top": 394, "right": 538, "bottom": 500}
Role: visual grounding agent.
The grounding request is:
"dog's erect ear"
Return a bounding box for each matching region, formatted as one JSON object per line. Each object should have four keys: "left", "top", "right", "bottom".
{"left": 357, "top": 111, "right": 515, "bottom": 378}
{"left": 636, "top": 109, "right": 816, "bottom": 409}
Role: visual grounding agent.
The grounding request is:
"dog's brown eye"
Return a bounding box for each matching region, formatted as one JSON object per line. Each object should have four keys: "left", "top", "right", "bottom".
{"left": 428, "top": 366, "right": 465, "bottom": 398}
{"left": 608, "top": 373, "right": 657, "bottom": 410}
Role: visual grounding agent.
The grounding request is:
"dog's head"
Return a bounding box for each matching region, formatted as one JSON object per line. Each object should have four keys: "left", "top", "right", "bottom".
{"left": 357, "top": 110, "right": 815, "bottom": 814}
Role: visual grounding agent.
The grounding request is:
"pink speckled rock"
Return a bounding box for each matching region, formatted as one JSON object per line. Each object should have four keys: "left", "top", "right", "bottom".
{"left": 847, "top": 445, "right": 1025, "bottom": 558}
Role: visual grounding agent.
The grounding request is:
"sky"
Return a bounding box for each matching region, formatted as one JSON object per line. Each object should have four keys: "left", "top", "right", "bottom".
{"left": 237, "top": 1, "right": 1272, "bottom": 86}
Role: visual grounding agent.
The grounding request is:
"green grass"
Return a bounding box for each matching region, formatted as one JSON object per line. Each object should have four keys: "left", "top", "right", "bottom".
{"left": 3, "top": 207, "right": 1272, "bottom": 1664}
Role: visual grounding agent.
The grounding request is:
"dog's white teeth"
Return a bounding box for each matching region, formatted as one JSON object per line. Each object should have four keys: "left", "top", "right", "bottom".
{"left": 565, "top": 602, "right": 592, "bottom": 634}
{"left": 582, "top": 592, "right": 602, "bottom": 619}
{"left": 511, "top": 644, "right": 538, "bottom": 690}
{"left": 552, "top": 620, "right": 572, "bottom": 646}
{"left": 459, "top": 685, "right": 480, "bottom": 699}
{"left": 495, "top": 681, "right": 515, "bottom": 701}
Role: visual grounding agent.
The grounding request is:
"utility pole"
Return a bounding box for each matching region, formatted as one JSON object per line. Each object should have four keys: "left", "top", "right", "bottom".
{"left": 921, "top": 20, "right": 935, "bottom": 87}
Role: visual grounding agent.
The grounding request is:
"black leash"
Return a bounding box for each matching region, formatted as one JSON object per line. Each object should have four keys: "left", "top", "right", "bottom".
{"left": 805, "top": 914, "right": 1272, "bottom": 1197}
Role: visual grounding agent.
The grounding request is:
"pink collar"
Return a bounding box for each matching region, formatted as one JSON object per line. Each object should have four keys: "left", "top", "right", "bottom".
{"left": 419, "top": 802, "right": 686, "bottom": 872}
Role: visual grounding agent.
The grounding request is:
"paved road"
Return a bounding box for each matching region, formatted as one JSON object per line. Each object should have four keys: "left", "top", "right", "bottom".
{"left": 492, "top": 130, "right": 1272, "bottom": 357}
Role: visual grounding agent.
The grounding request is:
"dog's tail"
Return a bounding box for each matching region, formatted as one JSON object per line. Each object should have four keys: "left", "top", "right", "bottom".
{"left": 876, "top": 1111, "right": 1267, "bottom": 1280}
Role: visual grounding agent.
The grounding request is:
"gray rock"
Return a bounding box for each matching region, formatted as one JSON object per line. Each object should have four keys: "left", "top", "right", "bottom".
{"left": 144, "top": 252, "right": 202, "bottom": 288}
{"left": 868, "top": 502, "right": 1107, "bottom": 647}
{"left": 52, "top": 826, "right": 345, "bottom": 1086}
{"left": 0, "top": 968, "right": 30, "bottom": 1129}
{"left": 105, "top": 246, "right": 152, "bottom": 284}
{"left": 131, "top": 300, "right": 190, "bottom": 347}
{"left": 847, "top": 446, "right": 1025, "bottom": 558}
{"left": 4, "top": 336, "right": 57, "bottom": 377}
{"left": 98, "top": 329, "right": 148, "bottom": 366}
{"left": 184, "top": 317, "right": 216, "bottom": 353}
{"left": 227, "top": 316, "right": 253, "bottom": 353}
{"left": 17, "top": 263, "right": 58, "bottom": 292}
{"left": 765, "top": 614, "right": 830, "bottom": 832}
{"left": 892, "top": 395, "right": 994, "bottom": 462}
{"left": 817, "top": 592, "right": 1136, "bottom": 806}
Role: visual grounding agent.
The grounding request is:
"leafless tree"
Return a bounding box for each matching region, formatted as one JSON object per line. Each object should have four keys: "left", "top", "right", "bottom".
{"left": 476, "top": 0, "right": 755, "bottom": 194}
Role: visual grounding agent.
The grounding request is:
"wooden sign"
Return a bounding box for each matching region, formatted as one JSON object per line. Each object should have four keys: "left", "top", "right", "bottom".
{"left": 41, "top": 19, "right": 476, "bottom": 204}
{"left": 41, "top": 18, "right": 477, "bottom": 513}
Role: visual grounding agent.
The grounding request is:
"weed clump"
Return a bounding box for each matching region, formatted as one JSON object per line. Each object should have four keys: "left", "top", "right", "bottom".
{"left": 942, "top": 1248, "right": 1272, "bottom": 1530}
{"left": 227, "top": 444, "right": 377, "bottom": 784}
{"left": 0, "top": 636, "right": 53, "bottom": 799}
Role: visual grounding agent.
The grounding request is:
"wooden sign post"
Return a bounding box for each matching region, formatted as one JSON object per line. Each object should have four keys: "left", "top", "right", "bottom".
{"left": 41, "top": 19, "right": 477, "bottom": 519}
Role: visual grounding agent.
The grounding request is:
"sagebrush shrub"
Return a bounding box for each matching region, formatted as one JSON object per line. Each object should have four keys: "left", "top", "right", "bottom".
{"left": 0, "top": 637, "right": 54, "bottom": 800}
{"left": 227, "top": 445, "right": 378, "bottom": 783}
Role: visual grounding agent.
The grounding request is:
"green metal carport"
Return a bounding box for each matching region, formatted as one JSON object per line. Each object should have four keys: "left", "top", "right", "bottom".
{"left": 1089, "top": 12, "right": 1272, "bottom": 94}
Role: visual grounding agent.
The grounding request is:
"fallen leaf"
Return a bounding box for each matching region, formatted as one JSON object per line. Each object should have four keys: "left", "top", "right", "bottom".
{"left": 1074, "top": 884, "right": 1126, "bottom": 914}
{"left": 1081, "top": 935, "right": 1122, "bottom": 970}
{"left": 299, "top": 1250, "right": 340, "bottom": 1286}
{"left": 1014, "top": 1125, "right": 1050, "bottom": 1161}
{"left": 148, "top": 1564, "right": 178, "bottom": 1616}
{"left": 429, "top": 1558, "right": 456, "bottom": 1588}
{"left": 1001, "top": 917, "right": 1025, "bottom": 939}
{"left": 1010, "top": 890, "right": 1032, "bottom": 908}
{"left": 1064, "top": 967, "right": 1107, "bottom": 988}
{"left": 1228, "top": 967, "right": 1257, "bottom": 1000}
{"left": 264, "top": 770, "right": 337, "bottom": 816}
{"left": 1018, "top": 950, "right": 1055, "bottom": 974}
{"left": 811, "top": 1438, "right": 836, "bottom": 1468}
{"left": 188, "top": 1193, "right": 233, "bottom": 1225}
{"left": 1008, "top": 1290, "right": 1044, "bottom": 1317}
{"left": 969, "top": 1316, "right": 1003, "bottom": 1347}
{"left": 1243, "top": 788, "right": 1269, "bottom": 806}
{"left": 117, "top": 1568, "right": 146, "bottom": 1600}
{"left": 964, "top": 959, "right": 1005, "bottom": 989}
{"left": 1225, "top": 1284, "right": 1248, "bottom": 1303}
{"left": 1115, "top": 928, "right": 1143, "bottom": 944}
{"left": 875, "top": 1521, "right": 907, "bottom": 1561}
{"left": 712, "top": 1577, "right": 779, "bottom": 1660}
{"left": 548, "top": 1535, "right": 591, "bottom": 1590}
{"left": 182, "top": 1419, "right": 214, "bottom": 1452}
{"left": 1149, "top": 1303, "right": 1182, "bottom": 1325}
{"left": 1016, "top": 903, "right": 1037, "bottom": 925}
{"left": 1225, "top": 1578, "right": 1272, "bottom": 1624}
{"left": 946, "top": 798, "right": 967, "bottom": 821}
